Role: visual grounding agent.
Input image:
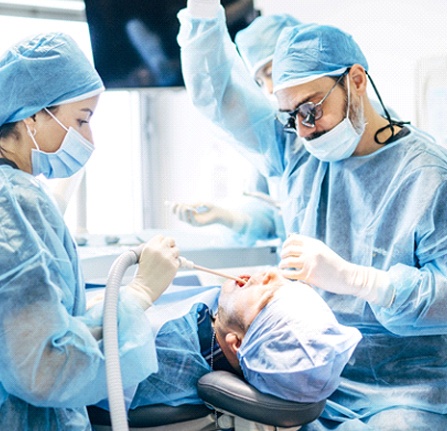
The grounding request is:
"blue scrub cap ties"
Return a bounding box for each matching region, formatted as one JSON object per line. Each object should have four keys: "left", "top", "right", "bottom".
{"left": 0, "top": 32, "right": 104, "bottom": 127}
{"left": 272, "top": 23, "right": 368, "bottom": 93}
{"left": 237, "top": 285, "right": 362, "bottom": 403}
{"left": 235, "top": 14, "right": 302, "bottom": 78}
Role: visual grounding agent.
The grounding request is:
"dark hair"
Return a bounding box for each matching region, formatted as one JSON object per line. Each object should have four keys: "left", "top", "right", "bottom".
{"left": 0, "top": 106, "right": 59, "bottom": 141}
{"left": 328, "top": 71, "right": 349, "bottom": 113}
{"left": 334, "top": 75, "right": 347, "bottom": 90}
{"left": 216, "top": 305, "right": 248, "bottom": 335}
{"left": 0, "top": 107, "right": 60, "bottom": 159}
{"left": 0, "top": 122, "right": 19, "bottom": 141}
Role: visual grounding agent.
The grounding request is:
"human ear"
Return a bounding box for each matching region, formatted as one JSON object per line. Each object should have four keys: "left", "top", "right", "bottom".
{"left": 21, "top": 118, "right": 37, "bottom": 139}
{"left": 349, "top": 64, "right": 367, "bottom": 95}
{"left": 261, "top": 272, "right": 275, "bottom": 285}
{"left": 22, "top": 115, "right": 37, "bottom": 127}
{"left": 225, "top": 332, "right": 242, "bottom": 354}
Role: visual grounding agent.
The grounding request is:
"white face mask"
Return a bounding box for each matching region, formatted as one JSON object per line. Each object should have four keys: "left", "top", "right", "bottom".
{"left": 301, "top": 78, "right": 365, "bottom": 162}
{"left": 28, "top": 109, "right": 95, "bottom": 178}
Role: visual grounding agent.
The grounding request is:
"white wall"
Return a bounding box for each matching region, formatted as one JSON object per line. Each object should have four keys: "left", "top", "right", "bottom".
{"left": 139, "top": 89, "right": 256, "bottom": 230}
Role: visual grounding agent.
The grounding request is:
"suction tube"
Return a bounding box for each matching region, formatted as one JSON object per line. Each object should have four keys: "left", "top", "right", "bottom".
{"left": 103, "top": 246, "right": 142, "bottom": 431}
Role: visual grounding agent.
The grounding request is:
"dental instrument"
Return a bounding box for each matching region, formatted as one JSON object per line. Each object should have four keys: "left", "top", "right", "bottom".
{"left": 178, "top": 256, "right": 247, "bottom": 285}
{"left": 242, "top": 190, "right": 281, "bottom": 209}
{"left": 165, "top": 200, "right": 209, "bottom": 214}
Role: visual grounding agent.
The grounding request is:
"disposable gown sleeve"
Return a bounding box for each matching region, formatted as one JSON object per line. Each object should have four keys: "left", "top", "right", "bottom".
{"left": 231, "top": 197, "right": 281, "bottom": 246}
{"left": 370, "top": 180, "right": 447, "bottom": 336}
{"left": 235, "top": 170, "right": 285, "bottom": 246}
{"left": 177, "top": 6, "right": 285, "bottom": 178}
{"left": 0, "top": 171, "right": 157, "bottom": 408}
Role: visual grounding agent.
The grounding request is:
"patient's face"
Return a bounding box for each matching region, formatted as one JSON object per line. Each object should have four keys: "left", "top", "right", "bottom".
{"left": 213, "top": 269, "right": 292, "bottom": 373}
{"left": 217, "top": 269, "right": 289, "bottom": 333}
{"left": 213, "top": 269, "right": 295, "bottom": 374}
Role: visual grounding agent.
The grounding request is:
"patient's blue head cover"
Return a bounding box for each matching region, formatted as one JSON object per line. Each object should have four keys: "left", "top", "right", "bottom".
{"left": 238, "top": 285, "right": 362, "bottom": 403}
{"left": 235, "top": 14, "right": 302, "bottom": 78}
{"left": 0, "top": 32, "right": 104, "bottom": 127}
{"left": 272, "top": 23, "right": 368, "bottom": 92}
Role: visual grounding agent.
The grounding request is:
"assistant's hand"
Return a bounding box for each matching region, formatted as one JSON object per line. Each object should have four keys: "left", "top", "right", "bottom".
{"left": 279, "top": 234, "right": 394, "bottom": 307}
{"left": 126, "top": 235, "right": 180, "bottom": 309}
{"left": 172, "top": 202, "right": 249, "bottom": 232}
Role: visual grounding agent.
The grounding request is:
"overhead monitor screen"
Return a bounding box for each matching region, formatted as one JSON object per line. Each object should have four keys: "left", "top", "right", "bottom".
{"left": 83, "top": 0, "right": 259, "bottom": 89}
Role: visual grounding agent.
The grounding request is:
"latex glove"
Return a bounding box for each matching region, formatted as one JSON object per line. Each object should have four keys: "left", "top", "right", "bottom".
{"left": 126, "top": 235, "right": 180, "bottom": 309}
{"left": 187, "top": 0, "right": 220, "bottom": 18}
{"left": 172, "top": 202, "right": 250, "bottom": 233}
{"left": 86, "top": 291, "right": 105, "bottom": 310}
{"left": 279, "top": 234, "right": 395, "bottom": 307}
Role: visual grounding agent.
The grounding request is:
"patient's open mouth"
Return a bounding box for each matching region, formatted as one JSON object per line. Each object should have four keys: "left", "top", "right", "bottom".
{"left": 236, "top": 275, "right": 251, "bottom": 287}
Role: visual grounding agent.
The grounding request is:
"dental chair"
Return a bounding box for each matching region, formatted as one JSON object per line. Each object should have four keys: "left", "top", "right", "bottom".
{"left": 86, "top": 247, "right": 325, "bottom": 430}
{"left": 88, "top": 370, "right": 326, "bottom": 431}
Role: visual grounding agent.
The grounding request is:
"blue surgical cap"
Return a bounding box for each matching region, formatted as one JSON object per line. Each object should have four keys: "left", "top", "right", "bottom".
{"left": 238, "top": 285, "right": 362, "bottom": 403}
{"left": 235, "top": 14, "right": 302, "bottom": 78}
{"left": 0, "top": 32, "right": 104, "bottom": 127}
{"left": 272, "top": 23, "right": 368, "bottom": 93}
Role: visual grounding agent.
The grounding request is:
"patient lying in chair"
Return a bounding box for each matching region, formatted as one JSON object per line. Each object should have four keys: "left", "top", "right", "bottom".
{"left": 124, "top": 268, "right": 362, "bottom": 411}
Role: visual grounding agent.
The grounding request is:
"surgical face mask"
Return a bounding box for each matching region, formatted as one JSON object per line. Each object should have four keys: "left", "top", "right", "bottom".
{"left": 28, "top": 109, "right": 95, "bottom": 178}
{"left": 301, "top": 77, "right": 365, "bottom": 162}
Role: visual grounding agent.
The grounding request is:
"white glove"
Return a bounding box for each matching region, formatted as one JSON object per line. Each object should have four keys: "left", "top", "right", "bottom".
{"left": 279, "top": 234, "right": 395, "bottom": 307}
{"left": 172, "top": 202, "right": 250, "bottom": 233}
{"left": 126, "top": 235, "right": 180, "bottom": 309}
{"left": 187, "top": 0, "right": 220, "bottom": 18}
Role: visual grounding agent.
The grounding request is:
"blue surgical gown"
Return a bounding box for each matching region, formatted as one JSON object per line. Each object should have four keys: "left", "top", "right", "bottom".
{"left": 178, "top": 7, "right": 447, "bottom": 429}
{"left": 0, "top": 164, "right": 157, "bottom": 430}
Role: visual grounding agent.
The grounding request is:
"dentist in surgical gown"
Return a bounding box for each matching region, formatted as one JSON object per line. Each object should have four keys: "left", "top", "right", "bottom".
{"left": 177, "top": 1, "right": 447, "bottom": 429}
{"left": 174, "top": 9, "right": 398, "bottom": 248}
{"left": 0, "top": 32, "right": 180, "bottom": 430}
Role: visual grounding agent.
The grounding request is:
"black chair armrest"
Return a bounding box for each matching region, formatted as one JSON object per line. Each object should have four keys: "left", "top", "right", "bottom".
{"left": 88, "top": 403, "right": 211, "bottom": 427}
{"left": 197, "top": 371, "right": 326, "bottom": 428}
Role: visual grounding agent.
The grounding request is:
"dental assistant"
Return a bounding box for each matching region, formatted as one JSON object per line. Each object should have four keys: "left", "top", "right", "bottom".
{"left": 178, "top": 1, "right": 447, "bottom": 429}
{"left": 0, "top": 32, "right": 180, "bottom": 430}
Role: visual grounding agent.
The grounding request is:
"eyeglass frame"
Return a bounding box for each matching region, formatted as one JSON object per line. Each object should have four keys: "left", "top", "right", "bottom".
{"left": 282, "top": 69, "right": 350, "bottom": 132}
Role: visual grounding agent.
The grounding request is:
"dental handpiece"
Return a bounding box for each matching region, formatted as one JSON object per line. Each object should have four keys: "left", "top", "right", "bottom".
{"left": 178, "top": 256, "right": 247, "bottom": 285}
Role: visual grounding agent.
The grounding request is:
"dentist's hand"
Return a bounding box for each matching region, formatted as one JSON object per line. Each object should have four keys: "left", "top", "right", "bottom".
{"left": 126, "top": 235, "right": 180, "bottom": 309}
{"left": 279, "top": 234, "right": 394, "bottom": 307}
{"left": 172, "top": 202, "right": 250, "bottom": 232}
{"left": 187, "top": 0, "right": 220, "bottom": 18}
